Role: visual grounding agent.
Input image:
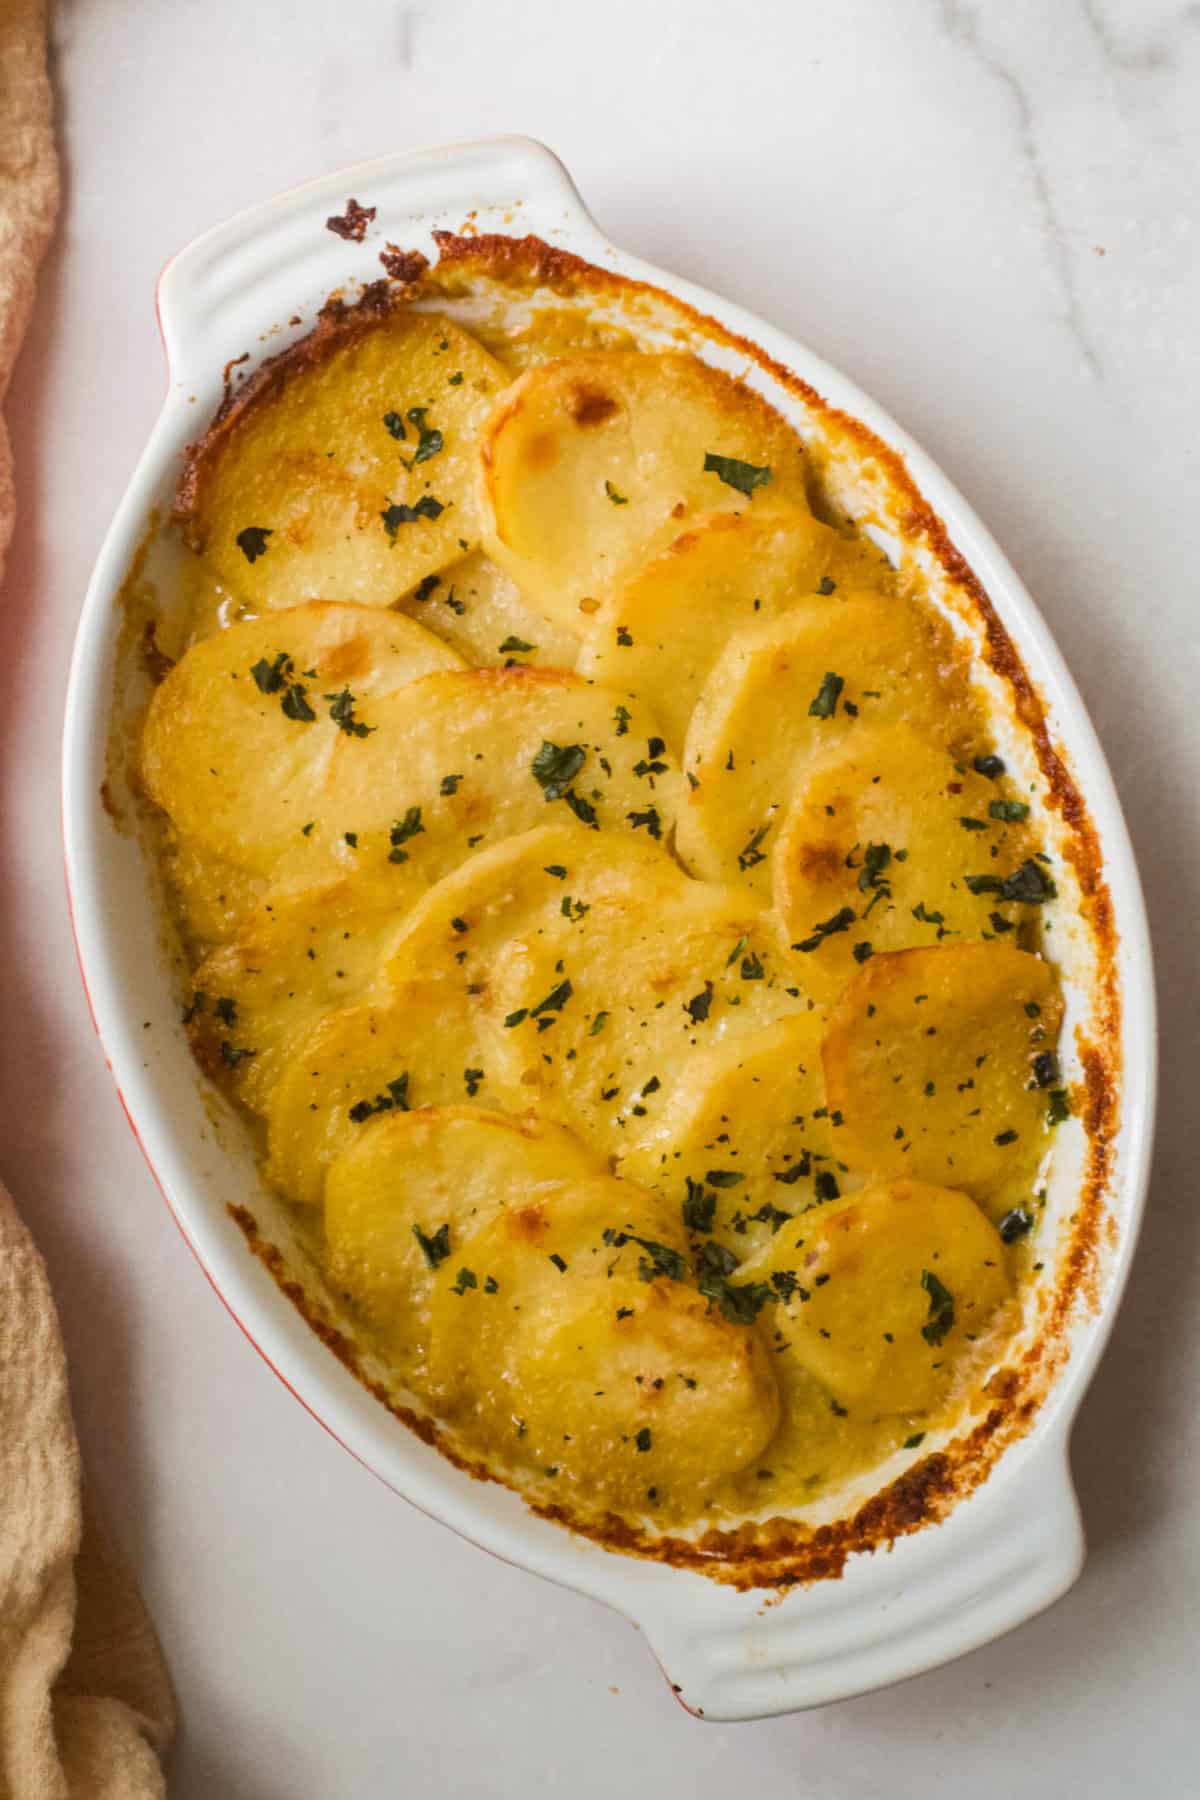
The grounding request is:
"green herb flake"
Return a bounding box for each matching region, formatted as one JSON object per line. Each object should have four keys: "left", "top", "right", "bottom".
{"left": 702, "top": 451, "right": 772, "bottom": 497}
{"left": 635, "top": 1427, "right": 652, "bottom": 1452}
{"left": 452, "top": 1267, "right": 477, "bottom": 1294}
{"left": 498, "top": 635, "right": 535, "bottom": 655}
{"left": 236, "top": 526, "right": 272, "bottom": 563}
{"left": 381, "top": 494, "right": 444, "bottom": 539}
{"left": 531, "top": 739, "right": 586, "bottom": 802}
{"left": 412, "top": 1222, "right": 451, "bottom": 1268}
{"left": 808, "top": 671, "right": 844, "bottom": 719}
{"left": 989, "top": 798, "right": 1030, "bottom": 822}
{"left": 792, "top": 905, "right": 856, "bottom": 954}
{"left": 682, "top": 1179, "right": 716, "bottom": 1234}
{"left": 999, "top": 1207, "right": 1035, "bottom": 1243}
{"left": 920, "top": 1269, "right": 955, "bottom": 1345}
{"left": 605, "top": 480, "right": 629, "bottom": 505}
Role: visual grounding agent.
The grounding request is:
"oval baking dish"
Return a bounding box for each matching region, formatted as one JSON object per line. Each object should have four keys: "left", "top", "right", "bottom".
{"left": 62, "top": 137, "right": 1155, "bottom": 1719}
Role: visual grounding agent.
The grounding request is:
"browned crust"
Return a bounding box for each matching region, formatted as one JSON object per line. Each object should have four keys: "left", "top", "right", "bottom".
{"left": 208, "top": 231, "right": 1121, "bottom": 1589}
{"left": 173, "top": 280, "right": 412, "bottom": 536}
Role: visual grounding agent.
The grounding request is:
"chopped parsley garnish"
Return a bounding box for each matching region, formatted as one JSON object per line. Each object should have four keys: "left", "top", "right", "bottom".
{"left": 281, "top": 685, "right": 317, "bottom": 722}
{"left": 616, "top": 625, "right": 633, "bottom": 646}
{"left": 627, "top": 806, "right": 662, "bottom": 839}
{"left": 589, "top": 1011, "right": 608, "bottom": 1036}
{"left": 381, "top": 494, "right": 444, "bottom": 539}
{"left": 440, "top": 773, "right": 462, "bottom": 795}
{"left": 702, "top": 451, "right": 772, "bottom": 497}
{"left": 452, "top": 1267, "right": 477, "bottom": 1294}
{"left": 463, "top": 1067, "right": 484, "bottom": 1097}
{"left": 973, "top": 754, "right": 1006, "bottom": 779}
{"left": 740, "top": 949, "right": 765, "bottom": 980}
{"left": 965, "top": 859, "right": 1056, "bottom": 903}
{"left": 706, "top": 1170, "right": 744, "bottom": 1189}
{"left": 412, "top": 1222, "right": 451, "bottom": 1268}
{"left": 989, "top": 798, "right": 1030, "bottom": 822}
{"left": 857, "top": 842, "right": 892, "bottom": 893}
{"left": 388, "top": 806, "right": 425, "bottom": 862}
{"left": 792, "top": 905, "right": 856, "bottom": 954}
{"left": 563, "top": 790, "right": 598, "bottom": 828}
{"left": 613, "top": 704, "right": 631, "bottom": 736}
{"left": 382, "top": 410, "right": 407, "bottom": 440}
{"left": 1032, "top": 1050, "right": 1060, "bottom": 1088}
{"left": 605, "top": 1231, "right": 688, "bottom": 1285}
{"left": 685, "top": 982, "right": 714, "bottom": 1024}
{"left": 920, "top": 1269, "right": 955, "bottom": 1345}
{"left": 219, "top": 1040, "right": 255, "bottom": 1068}
{"left": 412, "top": 574, "right": 440, "bottom": 602}
{"left": 817, "top": 576, "right": 837, "bottom": 595}
{"left": 530, "top": 978, "right": 573, "bottom": 1019}
{"left": 236, "top": 526, "right": 272, "bottom": 563}
{"left": 903, "top": 1433, "right": 926, "bottom": 1450}
{"left": 808, "top": 671, "right": 844, "bottom": 719}
{"left": 406, "top": 406, "right": 443, "bottom": 464}
{"left": 993, "top": 1128, "right": 1019, "bottom": 1146}
{"left": 250, "top": 652, "right": 288, "bottom": 693}
{"left": 853, "top": 941, "right": 874, "bottom": 963}
{"left": 498, "top": 635, "right": 535, "bottom": 654}
{"left": 813, "top": 1170, "right": 840, "bottom": 1202}
{"left": 326, "top": 688, "right": 374, "bottom": 737}
{"left": 348, "top": 1073, "right": 409, "bottom": 1122}
{"left": 999, "top": 1207, "right": 1035, "bottom": 1243}
{"left": 737, "top": 822, "right": 771, "bottom": 871}
{"left": 214, "top": 996, "right": 237, "bottom": 1026}
{"left": 531, "top": 739, "right": 586, "bottom": 801}
{"left": 695, "top": 1241, "right": 773, "bottom": 1324}
{"left": 548, "top": 1253, "right": 568, "bottom": 1273}
{"left": 605, "top": 480, "right": 629, "bottom": 505}
{"left": 1047, "top": 1088, "right": 1071, "bottom": 1125}
{"left": 959, "top": 816, "right": 988, "bottom": 832}
{"left": 682, "top": 1179, "right": 716, "bottom": 1234}
{"left": 635, "top": 1428, "right": 652, "bottom": 1452}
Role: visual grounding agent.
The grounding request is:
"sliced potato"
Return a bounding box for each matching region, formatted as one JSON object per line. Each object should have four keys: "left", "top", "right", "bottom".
{"left": 821, "top": 942, "right": 1064, "bottom": 1204}
{"left": 189, "top": 876, "right": 418, "bottom": 1114}
{"left": 141, "top": 603, "right": 463, "bottom": 876}
{"left": 740, "top": 1179, "right": 1010, "bottom": 1413}
{"left": 266, "top": 981, "right": 511, "bottom": 1206}
{"left": 675, "top": 594, "right": 958, "bottom": 889}
{"left": 398, "top": 549, "right": 580, "bottom": 669}
{"left": 426, "top": 1176, "right": 780, "bottom": 1510}
{"left": 488, "top": 879, "right": 804, "bottom": 1158}
{"left": 162, "top": 834, "right": 266, "bottom": 948}
{"left": 178, "top": 308, "right": 510, "bottom": 609}
{"left": 324, "top": 1106, "right": 604, "bottom": 1356}
{"left": 576, "top": 509, "right": 840, "bottom": 745}
{"left": 289, "top": 666, "right": 682, "bottom": 882}
{"left": 616, "top": 1014, "right": 837, "bottom": 1249}
{"left": 773, "top": 725, "right": 1037, "bottom": 1001}
{"left": 479, "top": 351, "right": 811, "bottom": 625}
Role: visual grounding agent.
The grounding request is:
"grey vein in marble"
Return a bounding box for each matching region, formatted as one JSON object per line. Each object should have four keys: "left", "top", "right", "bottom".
{"left": 940, "top": 0, "right": 1104, "bottom": 381}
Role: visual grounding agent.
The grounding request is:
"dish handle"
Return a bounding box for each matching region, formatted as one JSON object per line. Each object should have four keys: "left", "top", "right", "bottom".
{"left": 633, "top": 1438, "right": 1084, "bottom": 1721}
{"left": 155, "top": 136, "right": 602, "bottom": 386}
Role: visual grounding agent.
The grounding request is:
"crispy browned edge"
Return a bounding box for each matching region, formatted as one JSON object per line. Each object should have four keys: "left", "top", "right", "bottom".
{"left": 187, "top": 229, "right": 1118, "bottom": 1590}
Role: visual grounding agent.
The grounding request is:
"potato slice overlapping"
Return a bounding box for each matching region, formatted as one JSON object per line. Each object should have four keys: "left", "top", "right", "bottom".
{"left": 676, "top": 594, "right": 957, "bottom": 890}
{"left": 821, "top": 942, "right": 1064, "bottom": 1206}
{"left": 141, "top": 603, "right": 463, "bottom": 876}
{"left": 739, "top": 1179, "right": 1011, "bottom": 1413}
{"left": 177, "top": 309, "right": 510, "bottom": 609}
{"left": 773, "top": 724, "right": 1037, "bottom": 1001}
{"left": 479, "top": 351, "right": 812, "bottom": 624}
{"left": 426, "top": 1177, "right": 780, "bottom": 1510}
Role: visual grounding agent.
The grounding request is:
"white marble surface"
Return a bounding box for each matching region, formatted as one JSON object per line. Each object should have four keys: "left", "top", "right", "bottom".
{"left": 2, "top": 0, "right": 1196, "bottom": 1791}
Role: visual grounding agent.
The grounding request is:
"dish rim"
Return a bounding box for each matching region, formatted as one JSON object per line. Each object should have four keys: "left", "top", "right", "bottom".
{"left": 60, "top": 134, "right": 1156, "bottom": 1720}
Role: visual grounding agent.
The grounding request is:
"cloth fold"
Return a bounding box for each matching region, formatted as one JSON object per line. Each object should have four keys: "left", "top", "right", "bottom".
{"left": 2, "top": 4, "right": 175, "bottom": 1795}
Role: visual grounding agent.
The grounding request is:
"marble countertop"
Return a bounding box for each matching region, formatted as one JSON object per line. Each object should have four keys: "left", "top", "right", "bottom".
{"left": 2, "top": 0, "right": 1196, "bottom": 1792}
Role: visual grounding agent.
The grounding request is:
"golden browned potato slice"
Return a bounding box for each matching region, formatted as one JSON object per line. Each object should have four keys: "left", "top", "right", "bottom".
{"left": 266, "top": 981, "right": 512, "bottom": 1206}
{"left": 141, "top": 603, "right": 463, "bottom": 876}
{"left": 821, "top": 942, "right": 1064, "bottom": 1206}
{"left": 675, "top": 593, "right": 956, "bottom": 889}
{"left": 773, "top": 725, "right": 1038, "bottom": 1002}
{"left": 188, "top": 876, "right": 418, "bottom": 1114}
{"left": 479, "top": 351, "right": 812, "bottom": 626}
{"left": 398, "top": 550, "right": 580, "bottom": 669}
{"left": 177, "top": 308, "right": 510, "bottom": 609}
{"left": 575, "top": 509, "right": 841, "bottom": 745}
{"left": 739, "top": 1179, "right": 1011, "bottom": 1413}
{"left": 488, "top": 879, "right": 804, "bottom": 1159}
{"left": 616, "top": 1014, "right": 837, "bottom": 1248}
{"left": 324, "top": 1106, "right": 604, "bottom": 1357}
{"left": 290, "top": 667, "right": 682, "bottom": 882}
{"left": 426, "top": 1177, "right": 780, "bottom": 1512}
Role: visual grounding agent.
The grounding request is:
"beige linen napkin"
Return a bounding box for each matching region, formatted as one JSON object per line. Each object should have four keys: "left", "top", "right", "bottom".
{"left": 1, "top": 5, "right": 174, "bottom": 1793}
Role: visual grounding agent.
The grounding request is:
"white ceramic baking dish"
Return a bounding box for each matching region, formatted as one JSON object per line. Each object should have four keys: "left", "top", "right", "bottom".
{"left": 62, "top": 137, "right": 1155, "bottom": 1720}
